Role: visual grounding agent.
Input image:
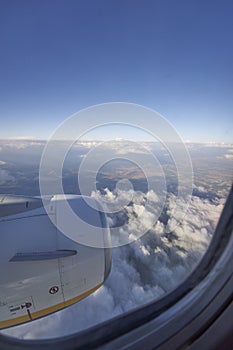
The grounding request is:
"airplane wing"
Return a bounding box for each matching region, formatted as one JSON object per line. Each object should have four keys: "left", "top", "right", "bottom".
{"left": 0, "top": 195, "right": 111, "bottom": 329}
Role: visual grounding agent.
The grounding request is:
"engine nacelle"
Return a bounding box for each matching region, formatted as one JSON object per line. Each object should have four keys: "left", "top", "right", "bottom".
{"left": 0, "top": 194, "right": 111, "bottom": 329}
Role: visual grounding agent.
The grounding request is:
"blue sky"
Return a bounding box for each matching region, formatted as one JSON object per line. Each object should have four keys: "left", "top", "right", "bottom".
{"left": 0, "top": 0, "right": 232, "bottom": 142}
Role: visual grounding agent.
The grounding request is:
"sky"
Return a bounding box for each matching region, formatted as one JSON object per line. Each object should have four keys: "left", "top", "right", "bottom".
{"left": 0, "top": 0, "right": 233, "bottom": 142}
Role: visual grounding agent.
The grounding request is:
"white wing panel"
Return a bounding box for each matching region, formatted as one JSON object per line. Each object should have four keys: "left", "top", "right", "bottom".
{"left": 0, "top": 195, "right": 111, "bottom": 328}
{"left": 0, "top": 260, "right": 63, "bottom": 328}
{"left": 0, "top": 208, "right": 64, "bottom": 328}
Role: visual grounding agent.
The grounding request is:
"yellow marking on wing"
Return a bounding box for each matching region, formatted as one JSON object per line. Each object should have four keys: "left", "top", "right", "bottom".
{"left": 0, "top": 283, "right": 102, "bottom": 329}
{"left": 0, "top": 314, "right": 30, "bottom": 329}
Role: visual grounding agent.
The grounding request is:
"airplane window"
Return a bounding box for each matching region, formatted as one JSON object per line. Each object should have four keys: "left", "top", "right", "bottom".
{"left": 0, "top": 0, "right": 232, "bottom": 346}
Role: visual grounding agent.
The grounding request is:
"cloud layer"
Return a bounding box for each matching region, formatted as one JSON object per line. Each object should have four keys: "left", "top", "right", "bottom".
{"left": 1, "top": 187, "right": 224, "bottom": 340}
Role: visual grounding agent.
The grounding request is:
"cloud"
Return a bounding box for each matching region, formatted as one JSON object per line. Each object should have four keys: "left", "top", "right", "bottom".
{"left": 2, "top": 188, "right": 224, "bottom": 340}
{"left": 224, "top": 154, "right": 233, "bottom": 160}
{"left": 0, "top": 161, "right": 6, "bottom": 166}
{"left": 0, "top": 139, "right": 45, "bottom": 150}
{"left": 193, "top": 185, "right": 207, "bottom": 193}
{"left": 0, "top": 169, "right": 15, "bottom": 185}
{"left": 75, "top": 141, "right": 99, "bottom": 149}
{"left": 9, "top": 136, "right": 39, "bottom": 140}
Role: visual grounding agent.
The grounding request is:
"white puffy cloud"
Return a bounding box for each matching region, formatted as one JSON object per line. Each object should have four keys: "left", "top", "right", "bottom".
{"left": 193, "top": 185, "right": 206, "bottom": 193}
{"left": 75, "top": 141, "right": 99, "bottom": 149}
{"left": 2, "top": 188, "right": 224, "bottom": 340}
